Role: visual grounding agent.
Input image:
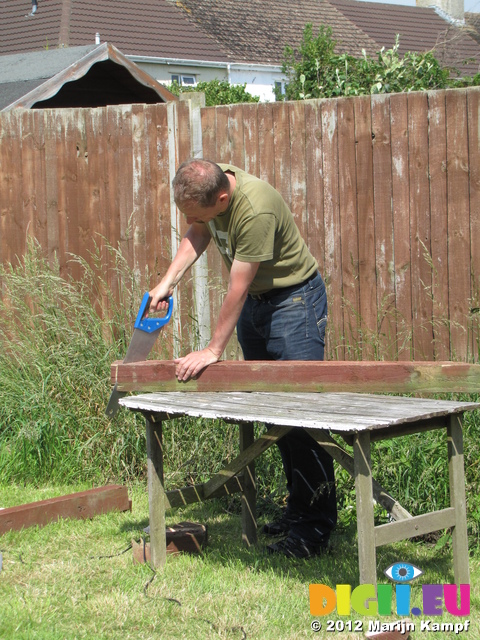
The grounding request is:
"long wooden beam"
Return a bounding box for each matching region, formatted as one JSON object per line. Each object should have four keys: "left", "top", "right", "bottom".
{"left": 0, "top": 486, "right": 131, "bottom": 534}
{"left": 111, "top": 360, "right": 480, "bottom": 394}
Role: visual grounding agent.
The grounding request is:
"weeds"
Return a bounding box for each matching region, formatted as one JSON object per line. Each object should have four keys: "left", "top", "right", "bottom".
{"left": 0, "top": 240, "right": 479, "bottom": 551}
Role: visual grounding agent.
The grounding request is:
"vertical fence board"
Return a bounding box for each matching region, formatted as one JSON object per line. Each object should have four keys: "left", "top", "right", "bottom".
{"left": 117, "top": 106, "right": 134, "bottom": 274}
{"left": 408, "top": 91, "right": 434, "bottom": 360}
{"left": 243, "top": 103, "right": 259, "bottom": 177}
{"left": 446, "top": 89, "right": 471, "bottom": 360}
{"left": 44, "top": 111, "right": 60, "bottom": 267}
{"left": 201, "top": 104, "right": 216, "bottom": 160}
{"left": 305, "top": 101, "right": 325, "bottom": 276}
{"left": 131, "top": 105, "right": 148, "bottom": 283}
{"left": 372, "top": 94, "right": 396, "bottom": 359}
{"left": 337, "top": 97, "right": 359, "bottom": 356}
{"left": 2, "top": 111, "right": 24, "bottom": 267}
{"left": 62, "top": 110, "right": 82, "bottom": 282}
{"left": 467, "top": 88, "right": 480, "bottom": 356}
{"left": 215, "top": 106, "right": 230, "bottom": 162}
{"left": 228, "top": 103, "right": 245, "bottom": 169}
{"left": 289, "top": 101, "right": 307, "bottom": 239}
{"left": 257, "top": 103, "right": 275, "bottom": 186}
{"left": 355, "top": 96, "right": 377, "bottom": 359}
{"left": 322, "top": 98, "right": 344, "bottom": 359}
{"left": 427, "top": 90, "right": 450, "bottom": 360}
{"left": 272, "top": 102, "right": 291, "bottom": 209}
{"left": 390, "top": 92, "right": 413, "bottom": 360}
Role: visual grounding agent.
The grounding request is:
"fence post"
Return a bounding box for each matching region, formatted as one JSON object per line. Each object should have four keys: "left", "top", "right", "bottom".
{"left": 179, "top": 92, "right": 211, "bottom": 350}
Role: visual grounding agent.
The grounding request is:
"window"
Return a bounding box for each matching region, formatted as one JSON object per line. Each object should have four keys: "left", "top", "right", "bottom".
{"left": 171, "top": 74, "right": 196, "bottom": 87}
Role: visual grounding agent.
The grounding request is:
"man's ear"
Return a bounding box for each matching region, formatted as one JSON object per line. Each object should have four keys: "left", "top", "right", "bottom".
{"left": 218, "top": 191, "right": 230, "bottom": 209}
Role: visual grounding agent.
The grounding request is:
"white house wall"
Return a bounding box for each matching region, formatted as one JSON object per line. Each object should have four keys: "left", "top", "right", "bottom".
{"left": 131, "top": 57, "right": 284, "bottom": 103}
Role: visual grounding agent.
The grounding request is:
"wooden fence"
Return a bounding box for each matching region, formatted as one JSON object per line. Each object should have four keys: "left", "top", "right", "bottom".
{"left": 1, "top": 88, "right": 479, "bottom": 362}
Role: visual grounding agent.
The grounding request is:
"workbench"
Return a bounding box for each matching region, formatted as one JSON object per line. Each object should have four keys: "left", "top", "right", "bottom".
{"left": 119, "top": 391, "right": 479, "bottom": 585}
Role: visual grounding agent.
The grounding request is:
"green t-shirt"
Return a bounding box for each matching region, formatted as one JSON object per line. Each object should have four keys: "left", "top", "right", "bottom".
{"left": 207, "top": 164, "right": 318, "bottom": 295}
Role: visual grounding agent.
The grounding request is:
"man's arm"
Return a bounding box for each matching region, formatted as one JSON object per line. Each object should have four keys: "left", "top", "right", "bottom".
{"left": 149, "top": 222, "right": 211, "bottom": 311}
{"left": 174, "top": 259, "right": 260, "bottom": 381}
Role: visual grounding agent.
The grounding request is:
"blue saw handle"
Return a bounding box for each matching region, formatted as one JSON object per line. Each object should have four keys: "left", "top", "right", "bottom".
{"left": 134, "top": 293, "right": 173, "bottom": 333}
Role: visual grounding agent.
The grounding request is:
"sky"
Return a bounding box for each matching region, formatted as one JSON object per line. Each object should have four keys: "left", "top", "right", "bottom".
{"left": 357, "top": 0, "right": 480, "bottom": 13}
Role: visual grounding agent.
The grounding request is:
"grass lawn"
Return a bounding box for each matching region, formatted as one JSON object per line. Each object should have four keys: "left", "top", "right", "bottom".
{"left": 0, "top": 483, "right": 477, "bottom": 640}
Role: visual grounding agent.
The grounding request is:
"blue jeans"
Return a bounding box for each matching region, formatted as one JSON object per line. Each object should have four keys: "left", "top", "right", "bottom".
{"left": 237, "top": 272, "right": 337, "bottom": 543}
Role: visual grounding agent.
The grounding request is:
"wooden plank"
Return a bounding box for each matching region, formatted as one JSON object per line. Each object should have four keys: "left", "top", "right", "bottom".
{"left": 202, "top": 425, "right": 292, "bottom": 499}
{"left": 0, "top": 110, "right": 23, "bottom": 267}
{"left": 240, "top": 422, "right": 257, "bottom": 546}
{"left": 215, "top": 105, "right": 230, "bottom": 161}
{"left": 201, "top": 103, "right": 216, "bottom": 160}
{"left": 305, "top": 100, "right": 325, "bottom": 277}
{"left": 272, "top": 101, "right": 291, "bottom": 207}
{"left": 112, "top": 359, "right": 480, "bottom": 394}
{"left": 375, "top": 508, "right": 456, "bottom": 547}
{"left": 44, "top": 111, "right": 60, "bottom": 267}
{"left": 228, "top": 103, "right": 245, "bottom": 169}
{"left": 132, "top": 104, "right": 149, "bottom": 285}
{"left": 337, "top": 96, "right": 360, "bottom": 357}
{"left": 446, "top": 89, "right": 471, "bottom": 361}
{"left": 355, "top": 96, "right": 377, "bottom": 359}
{"left": 390, "top": 93, "right": 413, "bottom": 360}
{"left": 371, "top": 94, "right": 396, "bottom": 359}
{"left": 242, "top": 103, "right": 259, "bottom": 178}
{"left": 354, "top": 432, "right": 377, "bottom": 585}
{"left": 165, "top": 476, "right": 244, "bottom": 509}
{"left": 448, "top": 415, "right": 470, "bottom": 584}
{"left": 257, "top": 102, "right": 275, "bottom": 185}
{"left": 305, "top": 429, "right": 412, "bottom": 521}
{"left": 146, "top": 418, "right": 167, "bottom": 569}
{"left": 408, "top": 91, "right": 434, "bottom": 360}
{"left": 427, "top": 90, "right": 450, "bottom": 359}
{"left": 0, "top": 486, "right": 131, "bottom": 534}
{"left": 289, "top": 101, "right": 307, "bottom": 239}
{"left": 63, "top": 109, "right": 83, "bottom": 282}
{"left": 467, "top": 88, "right": 480, "bottom": 356}
{"left": 322, "top": 97, "right": 344, "bottom": 359}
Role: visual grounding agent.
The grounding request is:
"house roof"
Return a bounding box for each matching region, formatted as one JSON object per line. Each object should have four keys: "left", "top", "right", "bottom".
{"left": 0, "top": 0, "right": 229, "bottom": 61}
{"left": 1, "top": 0, "right": 479, "bottom": 78}
{"left": 174, "top": 0, "right": 480, "bottom": 75}
{"left": 170, "top": 0, "right": 380, "bottom": 63}
{"left": 330, "top": 0, "right": 480, "bottom": 75}
{"left": 0, "top": 43, "right": 177, "bottom": 110}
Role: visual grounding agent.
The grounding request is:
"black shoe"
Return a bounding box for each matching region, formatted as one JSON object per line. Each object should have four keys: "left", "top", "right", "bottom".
{"left": 267, "top": 535, "right": 329, "bottom": 559}
{"left": 262, "top": 512, "right": 293, "bottom": 536}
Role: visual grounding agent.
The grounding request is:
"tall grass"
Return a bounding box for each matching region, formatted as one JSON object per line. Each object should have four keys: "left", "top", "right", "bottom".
{"left": 0, "top": 240, "right": 479, "bottom": 549}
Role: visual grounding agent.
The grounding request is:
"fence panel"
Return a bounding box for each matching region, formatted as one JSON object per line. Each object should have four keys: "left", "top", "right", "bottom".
{"left": 1, "top": 89, "right": 479, "bottom": 362}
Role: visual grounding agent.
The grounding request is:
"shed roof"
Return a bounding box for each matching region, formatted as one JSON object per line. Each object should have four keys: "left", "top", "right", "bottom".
{"left": 0, "top": 43, "right": 177, "bottom": 110}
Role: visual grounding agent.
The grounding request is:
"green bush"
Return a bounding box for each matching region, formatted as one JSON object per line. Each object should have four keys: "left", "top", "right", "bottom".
{"left": 167, "top": 79, "right": 260, "bottom": 106}
{"left": 276, "top": 24, "right": 479, "bottom": 101}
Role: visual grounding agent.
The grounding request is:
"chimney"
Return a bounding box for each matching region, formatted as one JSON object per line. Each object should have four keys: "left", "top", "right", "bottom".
{"left": 95, "top": 33, "right": 101, "bottom": 45}
{"left": 416, "top": 0, "right": 464, "bottom": 22}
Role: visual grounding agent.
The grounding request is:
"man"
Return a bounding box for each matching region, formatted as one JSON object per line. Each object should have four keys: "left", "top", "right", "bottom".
{"left": 149, "top": 159, "right": 336, "bottom": 558}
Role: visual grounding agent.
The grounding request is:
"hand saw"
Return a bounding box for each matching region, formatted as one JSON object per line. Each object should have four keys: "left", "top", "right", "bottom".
{"left": 105, "top": 292, "right": 173, "bottom": 418}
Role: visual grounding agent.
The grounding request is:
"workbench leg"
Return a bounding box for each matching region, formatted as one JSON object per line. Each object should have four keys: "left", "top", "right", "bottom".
{"left": 448, "top": 415, "right": 470, "bottom": 585}
{"left": 354, "top": 432, "right": 376, "bottom": 586}
{"left": 146, "top": 417, "right": 167, "bottom": 569}
{"left": 240, "top": 422, "right": 257, "bottom": 546}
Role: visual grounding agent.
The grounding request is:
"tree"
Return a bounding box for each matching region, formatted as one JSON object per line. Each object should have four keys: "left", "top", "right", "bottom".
{"left": 275, "top": 23, "right": 480, "bottom": 101}
{"left": 167, "top": 79, "right": 260, "bottom": 106}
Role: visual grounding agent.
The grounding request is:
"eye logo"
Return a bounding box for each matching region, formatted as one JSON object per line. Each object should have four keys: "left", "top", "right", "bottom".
{"left": 384, "top": 562, "right": 423, "bottom": 583}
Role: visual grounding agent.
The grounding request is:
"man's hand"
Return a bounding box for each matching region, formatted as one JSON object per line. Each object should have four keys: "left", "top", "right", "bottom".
{"left": 149, "top": 282, "right": 173, "bottom": 313}
{"left": 174, "top": 347, "right": 221, "bottom": 381}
